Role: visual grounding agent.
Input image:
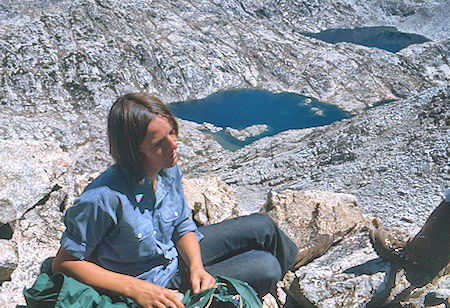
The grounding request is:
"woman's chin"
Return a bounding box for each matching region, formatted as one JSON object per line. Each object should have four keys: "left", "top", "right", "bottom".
{"left": 169, "top": 155, "right": 178, "bottom": 167}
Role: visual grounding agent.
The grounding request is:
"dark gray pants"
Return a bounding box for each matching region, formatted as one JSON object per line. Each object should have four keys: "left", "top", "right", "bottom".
{"left": 167, "top": 213, "right": 298, "bottom": 296}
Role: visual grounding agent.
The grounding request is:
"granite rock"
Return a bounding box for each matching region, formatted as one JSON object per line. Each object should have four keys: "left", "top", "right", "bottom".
{"left": 183, "top": 175, "right": 247, "bottom": 226}
{"left": 0, "top": 139, "right": 70, "bottom": 225}
{"left": 260, "top": 190, "right": 372, "bottom": 247}
{"left": 0, "top": 240, "right": 18, "bottom": 283}
{"left": 225, "top": 124, "right": 269, "bottom": 141}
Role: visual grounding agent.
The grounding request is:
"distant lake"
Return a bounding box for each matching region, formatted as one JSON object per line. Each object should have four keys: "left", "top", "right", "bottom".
{"left": 169, "top": 89, "right": 352, "bottom": 151}
{"left": 301, "top": 26, "right": 431, "bottom": 53}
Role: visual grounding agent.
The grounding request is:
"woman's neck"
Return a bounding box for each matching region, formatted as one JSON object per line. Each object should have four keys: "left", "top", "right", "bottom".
{"left": 143, "top": 167, "right": 160, "bottom": 183}
{"left": 145, "top": 170, "right": 159, "bottom": 191}
{"left": 138, "top": 170, "right": 159, "bottom": 189}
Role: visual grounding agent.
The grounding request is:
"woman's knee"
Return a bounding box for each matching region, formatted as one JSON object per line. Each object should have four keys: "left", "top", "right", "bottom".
{"left": 241, "top": 250, "right": 281, "bottom": 280}
{"left": 248, "top": 250, "right": 282, "bottom": 295}
{"left": 250, "top": 213, "right": 274, "bottom": 224}
{"left": 259, "top": 251, "right": 282, "bottom": 280}
{"left": 246, "top": 213, "right": 277, "bottom": 233}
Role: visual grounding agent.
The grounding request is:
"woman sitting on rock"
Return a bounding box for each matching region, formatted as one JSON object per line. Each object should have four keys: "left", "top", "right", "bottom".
{"left": 52, "top": 93, "right": 332, "bottom": 308}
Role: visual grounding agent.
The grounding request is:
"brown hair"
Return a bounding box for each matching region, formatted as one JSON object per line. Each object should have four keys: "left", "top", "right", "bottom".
{"left": 108, "top": 93, "right": 178, "bottom": 179}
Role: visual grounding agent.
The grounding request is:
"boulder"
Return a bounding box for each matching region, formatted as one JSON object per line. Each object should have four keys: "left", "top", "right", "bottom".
{"left": 183, "top": 176, "right": 246, "bottom": 225}
{"left": 261, "top": 189, "right": 372, "bottom": 247}
{"left": 285, "top": 231, "right": 393, "bottom": 307}
{"left": 0, "top": 190, "right": 65, "bottom": 305}
{"left": 381, "top": 267, "right": 450, "bottom": 307}
{"left": 0, "top": 140, "right": 70, "bottom": 225}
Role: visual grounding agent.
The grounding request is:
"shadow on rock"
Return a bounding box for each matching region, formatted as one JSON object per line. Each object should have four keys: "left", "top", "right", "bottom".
{"left": 344, "top": 257, "right": 390, "bottom": 275}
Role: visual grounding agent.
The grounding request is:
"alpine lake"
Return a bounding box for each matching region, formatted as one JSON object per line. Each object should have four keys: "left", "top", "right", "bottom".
{"left": 169, "top": 26, "right": 430, "bottom": 151}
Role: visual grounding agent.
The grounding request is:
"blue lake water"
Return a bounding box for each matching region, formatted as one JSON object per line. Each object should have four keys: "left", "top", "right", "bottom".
{"left": 169, "top": 89, "right": 352, "bottom": 151}
{"left": 301, "top": 26, "right": 430, "bottom": 53}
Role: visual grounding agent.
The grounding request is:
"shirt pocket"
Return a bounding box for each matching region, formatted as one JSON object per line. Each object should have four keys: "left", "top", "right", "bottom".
{"left": 158, "top": 207, "right": 181, "bottom": 243}
{"left": 108, "top": 223, "right": 158, "bottom": 260}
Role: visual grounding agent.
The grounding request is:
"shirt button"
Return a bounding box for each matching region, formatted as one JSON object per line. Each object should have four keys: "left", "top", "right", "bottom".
{"left": 174, "top": 211, "right": 178, "bottom": 216}
{"left": 153, "top": 230, "right": 157, "bottom": 235}
{"left": 137, "top": 233, "right": 142, "bottom": 239}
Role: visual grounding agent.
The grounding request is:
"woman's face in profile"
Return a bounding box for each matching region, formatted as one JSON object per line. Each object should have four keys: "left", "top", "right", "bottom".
{"left": 139, "top": 115, "right": 178, "bottom": 176}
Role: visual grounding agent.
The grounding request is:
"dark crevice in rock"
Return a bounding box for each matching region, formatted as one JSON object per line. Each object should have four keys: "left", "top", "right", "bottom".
{"left": 424, "top": 292, "right": 448, "bottom": 307}
{"left": 287, "top": 278, "right": 317, "bottom": 308}
{"left": 0, "top": 223, "right": 13, "bottom": 240}
{"left": 20, "top": 184, "right": 62, "bottom": 219}
{"left": 365, "top": 99, "right": 397, "bottom": 110}
{"left": 308, "top": 203, "right": 320, "bottom": 237}
{"left": 58, "top": 195, "right": 67, "bottom": 213}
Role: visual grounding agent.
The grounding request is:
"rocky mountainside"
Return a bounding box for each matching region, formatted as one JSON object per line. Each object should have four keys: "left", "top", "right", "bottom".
{"left": 203, "top": 85, "right": 449, "bottom": 229}
{"left": 0, "top": 0, "right": 448, "bottom": 307}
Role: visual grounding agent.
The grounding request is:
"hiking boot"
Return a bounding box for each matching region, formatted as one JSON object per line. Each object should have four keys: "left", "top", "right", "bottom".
{"left": 369, "top": 228, "right": 409, "bottom": 266}
{"left": 294, "top": 234, "right": 333, "bottom": 269}
{"left": 370, "top": 194, "right": 449, "bottom": 285}
{"left": 369, "top": 225, "right": 448, "bottom": 285}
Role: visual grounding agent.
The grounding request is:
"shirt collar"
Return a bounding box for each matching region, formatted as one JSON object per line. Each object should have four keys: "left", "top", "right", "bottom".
{"left": 128, "top": 168, "right": 174, "bottom": 208}
{"left": 154, "top": 169, "right": 174, "bottom": 208}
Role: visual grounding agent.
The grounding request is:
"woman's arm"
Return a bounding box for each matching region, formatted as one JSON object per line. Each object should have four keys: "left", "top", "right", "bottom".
{"left": 52, "top": 247, "right": 184, "bottom": 308}
{"left": 176, "top": 232, "right": 216, "bottom": 294}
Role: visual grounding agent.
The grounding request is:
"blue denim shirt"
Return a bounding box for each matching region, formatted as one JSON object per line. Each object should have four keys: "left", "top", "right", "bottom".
{"left": 60, "top": 164, "right": 202, "bottom": 287}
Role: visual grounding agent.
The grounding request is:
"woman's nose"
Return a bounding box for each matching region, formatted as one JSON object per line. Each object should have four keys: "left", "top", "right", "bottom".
{"left": 169, "top": 135, "right": 178, "bottom": 149}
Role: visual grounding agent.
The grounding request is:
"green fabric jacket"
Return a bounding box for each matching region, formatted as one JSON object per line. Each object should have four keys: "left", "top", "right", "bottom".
{"left": 23, "top": 273, "right": 134, "bottom": 308}
{"left": 182, "top": 276, "right": 262, "bottom": 308}
{"left": 24, "top": 273, "right": 262, "bottom": 308}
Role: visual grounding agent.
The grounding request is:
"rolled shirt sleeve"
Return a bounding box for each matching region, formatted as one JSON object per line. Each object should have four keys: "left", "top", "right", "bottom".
{"left": 61, "top": 187, "right": 119, "bottom": 260}
{"left": 172, "top": 216, "right": 202, "bottom": 244}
